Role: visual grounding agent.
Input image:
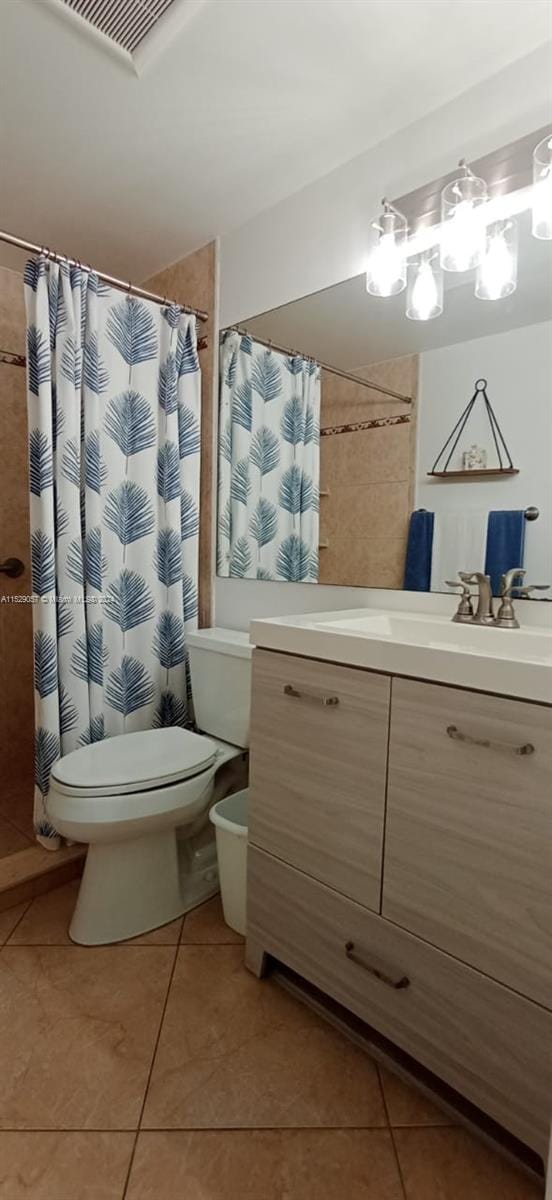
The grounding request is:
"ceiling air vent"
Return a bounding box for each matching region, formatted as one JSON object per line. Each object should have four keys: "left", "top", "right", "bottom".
{"left": 45, "top": 0, "right": 206, "bottom": 73}
{"left": 64, "top": 0, "right": 175, "bottom": 55}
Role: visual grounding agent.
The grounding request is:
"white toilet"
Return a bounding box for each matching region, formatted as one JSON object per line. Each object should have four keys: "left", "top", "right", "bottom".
{"left": 46, "top": 628, "right": 252, "bottom": 945}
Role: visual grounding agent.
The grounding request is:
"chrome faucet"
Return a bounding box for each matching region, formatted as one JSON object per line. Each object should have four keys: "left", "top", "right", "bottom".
{"left": 449, "top": 567, "right": 550, "bottom": 628}
{"left": 459, "top": 571, "right": 495, "bottom": 625}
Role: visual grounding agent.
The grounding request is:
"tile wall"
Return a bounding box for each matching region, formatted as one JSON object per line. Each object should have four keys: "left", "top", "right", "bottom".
{"left": 319, "top": 355, "right": 418, "bottom": 588}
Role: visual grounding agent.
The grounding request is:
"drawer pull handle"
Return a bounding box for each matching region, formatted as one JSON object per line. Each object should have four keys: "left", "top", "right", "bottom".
{"left": 446, "top": 724, "right": 534, "bottom": 756}
{"left": 345, "top": 941, "right": 410, "bottom": 990}
{"left": 283, "top": 684, "right": 339, "bottom": 707}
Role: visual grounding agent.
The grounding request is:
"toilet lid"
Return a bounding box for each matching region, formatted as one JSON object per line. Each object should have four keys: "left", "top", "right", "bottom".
{"left": 50, "top": 728, "right": 217, "bottom": 796}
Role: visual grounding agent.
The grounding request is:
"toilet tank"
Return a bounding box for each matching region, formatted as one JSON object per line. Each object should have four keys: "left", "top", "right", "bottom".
{"left": 187, "top": 628, "right": 253, "bottom": 748}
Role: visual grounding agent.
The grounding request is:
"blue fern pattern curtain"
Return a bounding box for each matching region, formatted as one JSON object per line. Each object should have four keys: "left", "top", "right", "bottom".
{"left": 217, "top": 331, "right": 320, "bottom": 582}
{"left": 25, "top": 258, "right": 201, "bottom": 849}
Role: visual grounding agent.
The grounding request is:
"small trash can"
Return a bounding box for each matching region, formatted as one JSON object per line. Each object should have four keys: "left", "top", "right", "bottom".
{"left": 209, "top": 788, "right": 248, "bottom": 935}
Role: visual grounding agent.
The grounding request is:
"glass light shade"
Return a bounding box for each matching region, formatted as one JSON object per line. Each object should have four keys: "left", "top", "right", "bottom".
{"left": 366, "top": 204, "right": 407, "bottom": 297}
{"left": 406, "top": 251, "right": 443, "bottom": 320}
{"left": 440, "top": 169, "right": 488, "bottom": 271}
{"left": 475, "top": 219, "right": 518, "bottom": 300}
{"left": 532, "top": 134, "right": 552, "bottom": 240}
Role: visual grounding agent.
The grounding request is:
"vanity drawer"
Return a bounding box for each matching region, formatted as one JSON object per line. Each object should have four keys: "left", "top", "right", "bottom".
{"left": 249, "top": 649, "right": 390, "bottom": 911}
{"left": 382, "top": 678, "right": 552, "bottom": 1008}
{"left": 247, "top": 846, "right": 552, "bottom": 1158}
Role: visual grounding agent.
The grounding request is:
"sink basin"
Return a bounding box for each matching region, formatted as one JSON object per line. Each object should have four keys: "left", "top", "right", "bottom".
{"left": 314, "top": 611, "right": 552, "bottom": 664}
{"left": 250, "top": 606, "right": 552, "bottom": 702}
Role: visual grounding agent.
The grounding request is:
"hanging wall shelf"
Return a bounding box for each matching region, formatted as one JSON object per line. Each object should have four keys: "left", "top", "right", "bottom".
{"left": 428, "top": 378, "right": 517, "bottom": 479}
{"left": 429, "top": 467, "right": 519, "bottom": 479}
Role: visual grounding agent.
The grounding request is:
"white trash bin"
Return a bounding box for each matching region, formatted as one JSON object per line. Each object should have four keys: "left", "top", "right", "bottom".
{"left": 209, "top": 788, "right": 248, "bottom": 935}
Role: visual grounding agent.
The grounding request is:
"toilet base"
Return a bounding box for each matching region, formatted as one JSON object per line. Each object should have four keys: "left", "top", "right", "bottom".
{"left": 69, "top": 829, "right": 186, "bottom": 945}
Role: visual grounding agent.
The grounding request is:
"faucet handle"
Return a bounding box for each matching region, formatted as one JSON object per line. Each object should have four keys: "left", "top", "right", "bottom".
{"left": 514, "top": 583, "right": 550, "bottom": 598}
{"left": 446, "top": 577, "right": 474, "bottom": 622}
{"left": 446, "top": 576, "right": 472, "bottom": 597}
{"left": 500, "top": 568, "right": 525, "bottom": 596}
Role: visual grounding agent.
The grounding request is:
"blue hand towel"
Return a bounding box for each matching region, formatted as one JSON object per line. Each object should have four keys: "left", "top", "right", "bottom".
{"left": 404, "top": 510, "right": 434, "bottom": 591}
{"left": 485, "top": 510, "right": 525, "bottom": 596}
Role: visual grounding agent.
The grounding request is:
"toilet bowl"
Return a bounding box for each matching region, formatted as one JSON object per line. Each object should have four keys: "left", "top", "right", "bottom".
{"left": 46, "top": 628, "right": 252, "bottom": 945}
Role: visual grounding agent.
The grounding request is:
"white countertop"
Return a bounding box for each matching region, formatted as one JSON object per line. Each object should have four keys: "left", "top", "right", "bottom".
{"left": 250, "top": 606, "right": 552, "bottom": 703}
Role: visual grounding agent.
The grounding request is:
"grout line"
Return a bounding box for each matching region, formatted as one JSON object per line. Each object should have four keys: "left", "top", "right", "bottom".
{"left": 0, "top": 899, "right": 34, "bottom": 951}
{"left": 2, "top": 941, "right": 184, "bottom": 948}
{"left": 0, "top": 1124, "right": 403, "bottom": 1133}
{"left": 377, "top": 1065, "right": 409, "bottom": 1200}
{"left": 2, "top": 899, "right": 34, "bottom": 947}
{"left": 0, "top": 938, "right": 244, "bottom": 949}
{"left": 1, "top": 942, "right": 184, "bottom": 949}
{"left": 121, "top": 942, "right": 181, "bottom": 1199}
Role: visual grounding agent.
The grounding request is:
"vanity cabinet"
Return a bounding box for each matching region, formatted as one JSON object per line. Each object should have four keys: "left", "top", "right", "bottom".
{"left": 248, "top": 846, "right": 552, "bottom": 1156}
{"left": 248, "top": 649, "right": 390, "bottom": 911}
{"left": 247, "top": 648, "right": 552, "bottom": 1160}
{"left": 382, "top": 678, "right": 552, "bottom": 1009}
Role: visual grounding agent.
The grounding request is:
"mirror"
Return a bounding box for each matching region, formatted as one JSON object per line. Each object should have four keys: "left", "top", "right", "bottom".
{"left": 217, "top": 171, "right": 552, "bottom": 597}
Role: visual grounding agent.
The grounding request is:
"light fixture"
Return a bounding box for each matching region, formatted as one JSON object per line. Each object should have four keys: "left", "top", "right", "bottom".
{"left": 475, "top": 219, "right": 518, "bottom": 300}
{"left": 532, "top": 134, "right": 552, "bottom": 240}
{"left": 366, "top": 199, "right": 407, "bottom": 297}
{"left": 406, "top": 250, "right": 443, "bottom": 320}
{"left": 440, "top": 159, "right": 488, "bottom": 272}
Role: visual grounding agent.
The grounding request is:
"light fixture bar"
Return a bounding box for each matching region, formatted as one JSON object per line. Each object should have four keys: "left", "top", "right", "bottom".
{"left": 404, "top": 183, "right": 535, "bottom": 260}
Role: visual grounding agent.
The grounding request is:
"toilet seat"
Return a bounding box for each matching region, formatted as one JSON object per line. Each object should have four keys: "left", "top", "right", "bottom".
{"left": 50, "top": 727, "right": 217, "bottom": 798}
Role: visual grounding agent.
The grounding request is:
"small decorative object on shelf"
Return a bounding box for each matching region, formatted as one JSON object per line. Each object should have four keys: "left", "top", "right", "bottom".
{"left": 463, "top": 444, "right": 487, "bottom": 471}
{"left": 428, "top": 378, "right": 518, "bottom": 479}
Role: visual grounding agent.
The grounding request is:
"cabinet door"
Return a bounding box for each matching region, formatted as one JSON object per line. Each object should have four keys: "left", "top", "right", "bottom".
{"left": 382, "top": 677, "right": 552, "bottom": 1008}
{"left": 249, "top": 649, "right": 390, "bottom": 911}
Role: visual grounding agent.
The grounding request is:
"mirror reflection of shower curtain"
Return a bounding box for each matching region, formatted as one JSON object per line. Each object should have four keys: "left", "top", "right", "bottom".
{"left": 25, "top": 258, "right": 201, "bottom": 849}
{"left": 217, "top": 330, "right": 320, "bottom": 583}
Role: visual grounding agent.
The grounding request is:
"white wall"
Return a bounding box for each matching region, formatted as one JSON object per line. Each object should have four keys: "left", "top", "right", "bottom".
{"left": 416, "top": 321, "right": 552, "bottom": 584}
{"left": 215, "top": 45, "right": 552, "bottom": 631}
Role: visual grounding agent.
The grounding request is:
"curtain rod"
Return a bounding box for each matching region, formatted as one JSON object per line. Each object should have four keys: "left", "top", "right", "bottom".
{"left": 228, "top": 325, "right": 412, "bottom": 404}
{"left": 0, "top": 229, "right": 209, "bottom": 323}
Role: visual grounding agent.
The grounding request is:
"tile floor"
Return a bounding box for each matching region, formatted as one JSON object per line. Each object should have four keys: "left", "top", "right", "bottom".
{"left": 0, "top": 884, "right": 544, "bottom": 1199}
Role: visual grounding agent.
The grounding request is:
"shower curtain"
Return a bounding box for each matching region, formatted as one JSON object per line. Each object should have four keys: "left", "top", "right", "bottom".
{"left": 25, "top": 257, "right": 201, "bottom": 848}
{"left": 217, "top": 330, "right": 320, "bottom": 582}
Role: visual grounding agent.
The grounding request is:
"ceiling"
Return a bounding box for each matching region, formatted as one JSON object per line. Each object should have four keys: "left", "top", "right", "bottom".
{"left": 1, "top": 0, "right": 550, "bottom": 282}
{"left": 246, "top": 211, "right": 552, "bottom": 367}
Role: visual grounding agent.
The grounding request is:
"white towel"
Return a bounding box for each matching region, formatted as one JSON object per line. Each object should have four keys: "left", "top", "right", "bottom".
{"left": 430, "top": 511, "right": 488, "bottom": 593}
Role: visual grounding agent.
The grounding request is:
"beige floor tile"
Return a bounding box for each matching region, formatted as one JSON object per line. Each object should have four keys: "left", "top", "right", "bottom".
{"left": 0, "top": 946, "right": 174, "bottom": 1129}
{"left": 0, "top": 816, "right": 32, "bottom": 860}
{"left": 9, "top": 881, "right": 183, "bottom": 945}
{"left": 143, "top": 946, "right": 386, "bottom": 1130}
{"left": 0, "top": 901, "right": 29, "bottom": 945}
{"left": 0, "top": 1131, "right": 134, "bottom": 1199}
{"left": 379, "top": 1067, "right": 456, "bottom": 1127}
{"left": 127, "top": 1129, "right": 403, "bottom": 1200}
{"left": 180, "top": 896, "right": 243, "bottom": 945}
{"left": 394, "top": 1128, "right": 544, "bottom": 1199}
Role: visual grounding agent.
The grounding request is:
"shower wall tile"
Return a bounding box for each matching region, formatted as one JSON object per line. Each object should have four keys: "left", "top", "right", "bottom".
{"left": 0, "top": 269, "right": 34, "bottom": 794}
{"left": 142, "top": 243, "right": 216, "bottom": 628}
{"left": 319, "top": 355, "right": 418, "bottom": 588}
{"left": 0, "top": 265, "right": 26, "bottom": 356}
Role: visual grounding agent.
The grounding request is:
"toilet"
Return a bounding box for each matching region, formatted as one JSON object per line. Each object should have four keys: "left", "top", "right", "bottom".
{"left": 46, "top": 628, "right": 252, "bottom": 945}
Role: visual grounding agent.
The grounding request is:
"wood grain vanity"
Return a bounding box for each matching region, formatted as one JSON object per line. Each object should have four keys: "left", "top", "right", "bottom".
{"left": 246, "top": 647, "right": 552, "bottom": 1160}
